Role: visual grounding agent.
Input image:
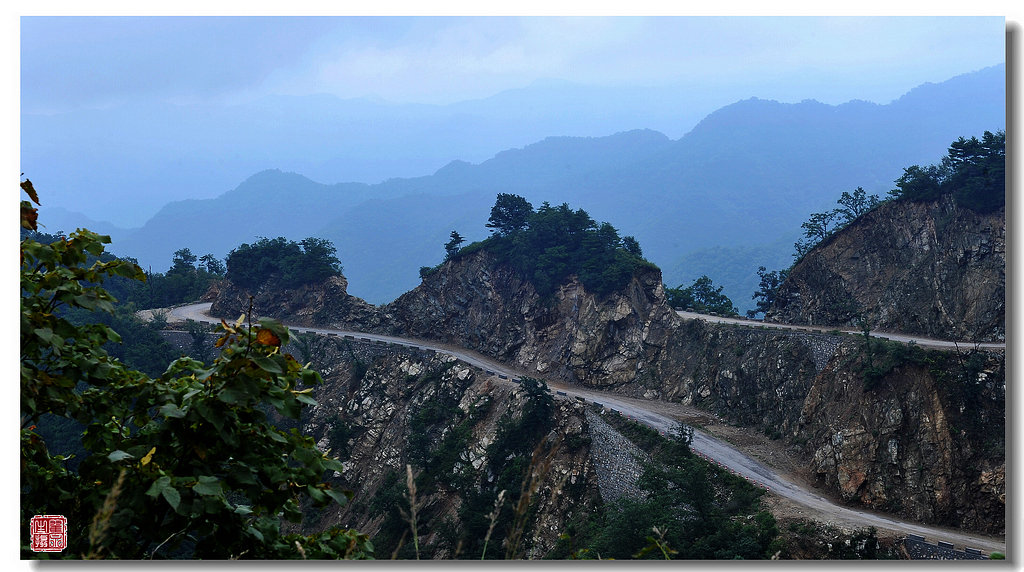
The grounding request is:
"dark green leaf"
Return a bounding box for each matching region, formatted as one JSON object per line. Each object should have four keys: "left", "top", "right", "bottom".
{"left": 193, "top": 475, "right": 223, "bottom": 497}
{"left": 158, "top": 402, "right": 187, "bottom": 418}
{"left": 252, "top": 355, "right": 283, "bottom": 374}
{"left": 162, "top": 485, "right": 181, "bottom": 511}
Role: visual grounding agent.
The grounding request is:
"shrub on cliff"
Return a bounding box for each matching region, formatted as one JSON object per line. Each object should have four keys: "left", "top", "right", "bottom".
{"left": 547, "top": 423, "right": 778, "bottom": 560}
{"left": 456, "top": 195, "right": 657, "bottom": 297}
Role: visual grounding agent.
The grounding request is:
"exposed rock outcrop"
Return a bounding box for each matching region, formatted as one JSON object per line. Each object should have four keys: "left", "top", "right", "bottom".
{"left": 639, "top": 319, "right": 1005, "bottom": 535}
{"left": 381, "top": 249, "right": 1004, "bottom": 534}
{"left": 769, "top": 196, "right": 1005, "bottom": 342}
{"left": 795, "top": 344, "right": 1005, "bottom": 533}
{"left": 386, "top": 250, "right": 679, "bottom": 388}
{"left": 209, "top": 274, "right": 388, "bottom": 331}
{"left": 292, "top": 339, "right": 602, "bottom": 558}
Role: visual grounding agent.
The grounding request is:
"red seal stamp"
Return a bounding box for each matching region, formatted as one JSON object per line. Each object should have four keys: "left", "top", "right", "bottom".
{"left": 30, "top": 515, "right": 67, "bottom": 552}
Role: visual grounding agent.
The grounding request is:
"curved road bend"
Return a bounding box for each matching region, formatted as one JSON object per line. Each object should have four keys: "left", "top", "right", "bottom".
{"left": 674, "top": 311, "right": 1006, "bottom": 351}
{"left": 161, "top": 302, "right": 1006, "bottom": 555}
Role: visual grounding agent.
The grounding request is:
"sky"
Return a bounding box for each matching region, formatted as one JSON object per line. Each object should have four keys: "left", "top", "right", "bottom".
{"left": 21, "top": 15, "right": 1006, "bottom": 114}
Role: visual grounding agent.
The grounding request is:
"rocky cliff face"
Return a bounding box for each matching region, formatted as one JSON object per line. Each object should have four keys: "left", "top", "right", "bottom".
{"left": 636, "top": 320, "right": 1005, "bottom": 535}
{"left": 769, "top": 196, "right": 1005, "bottom": 342}
{"left": 385, "top": 250, "right": 679, "bottom": 389}
{"left": 383, "top": 250, "right": 1004, "bottom": 533}
{"left": 290, "top": 338, "right": 603, "bottom": 558}
{"left": 208, "top": 274, "right": 388, "bottom": 331}
{"left": 796, "top": 343, "right": 1005, "bottom": 533}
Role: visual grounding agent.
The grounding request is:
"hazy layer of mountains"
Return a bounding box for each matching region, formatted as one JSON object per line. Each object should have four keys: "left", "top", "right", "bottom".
{"left": 34, "top": 64, "right": 1005, "bottom": 311}
{"left": 25, "top": 79, "right": 721, "bottom": 226}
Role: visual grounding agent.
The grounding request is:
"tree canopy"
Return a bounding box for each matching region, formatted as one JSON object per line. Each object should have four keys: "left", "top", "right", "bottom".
{"left": 444, "top": 230, "right": 465, "bottom": 261}
{"left": 486, "top": 193, "right": 534, "bottom": 236}
{"left": 749, "top": 266, "right": 788, "bottom": 319}
{"left": 890, "top": 130, "right": 1004, "bottom": 213}
{"left": 226, "top": 236, "right": 342, "bottom": 291}
{"left": 666, "top": 276, "right": 738, "bottom": 316}
{"left": 792, "top": 186, "right": 883, "bottom": 261}
{"left": 455, "top": 195, "right": 655, "bottom": 297}
{"left": 547, "top": 423, "right": 778, "bottom": 560}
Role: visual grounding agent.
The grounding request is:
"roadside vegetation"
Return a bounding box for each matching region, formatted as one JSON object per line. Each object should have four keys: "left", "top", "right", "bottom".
{"left": 665, "top": 275, "right": 738, "bottom": 316}
{"left": 547, "top": 413, "right": 780, "bottom": 560}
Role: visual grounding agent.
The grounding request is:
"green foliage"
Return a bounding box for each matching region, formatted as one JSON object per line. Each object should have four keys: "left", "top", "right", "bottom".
{"left": 793, "top": 187, "right": 882, "bottom": 261}
{"left": 93, "top": 307, "right": 182, "bottom": 377}
{"left": 858, "top": 335, "right": 932, "bottom": 391}
{"left": 169, "top": 248, "right": 198, "bottom": 275}
{"left": 621, "top": 235, "right": 643, "bottom": 258}
{"left": 20, "top": 188, "right": 370, "bottom": 560}
{"left": 465, "top": 195, "right": 657, "bottom": 297}
{"left": 890, "top": 130, "right": 1004, "bottom": 213}
{"left": 749, "top": 266, "right": 788, "bottom": 318}
{"left": 406, "top": 389, "right": 465, "bottom": 476}
{"left": 444, "top": 230, "right": 465, "bottom": 261}
{"left": 199, "top": 253, "right": 226, "bottom": 275}
{"left": 454, "top": 378, "right": 556, "bottom": 559}
{"left": 489, "top": 378, "right": 555, "bottom": 460}
{"left": 30, "top": 235, "right": 225, "bottom": 310}
{"left": 326, "top": 419, "right": 358, "bottom": 460}
{"left": 418, "top": 265, "right": 437, "bottom": 280}
{"left": 226, "top": 236, "right": 342, "bottom": 291}
{"left": 367, "top": 378, "right": 556, "bottom": 560}
{"left": 835, "top": 187, "right": 881, "bottom": 225}
{"left": 548, "top": 423, "right": 776, "bottom": 560}
{"left": 184, "top": 319, "right": 215, "bottom": 361}
{"left": 665, "top": 275, "right": 738, "bottom": 315}
{"left": 486, "top": 193, "right": 533, "bottom": 236}
{"left": 599, "top": 411, "right": 681, "bottom": 454}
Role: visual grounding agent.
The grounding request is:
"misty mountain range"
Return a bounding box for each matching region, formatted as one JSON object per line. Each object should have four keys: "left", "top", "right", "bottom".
{"left": 31, "top": 64, "right": 1005, "bottom": 312}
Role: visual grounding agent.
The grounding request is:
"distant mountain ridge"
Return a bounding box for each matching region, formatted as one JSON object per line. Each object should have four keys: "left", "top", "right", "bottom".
{"left": 51, "top": 64, "right": 1005, "bottom": 308}
{"left": 23, "top": 80, "right": 716, "bottom": 228}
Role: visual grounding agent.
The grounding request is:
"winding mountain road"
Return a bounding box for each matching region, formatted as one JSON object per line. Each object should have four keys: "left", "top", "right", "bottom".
{"left": 674, "top": 311, "right": 1006, "bottom": 350}
{"left": 153, "top": 302, "right": 1006, "bottom": 556}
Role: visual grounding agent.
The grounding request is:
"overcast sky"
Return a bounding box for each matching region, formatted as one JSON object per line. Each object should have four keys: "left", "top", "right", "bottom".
{"left": 21, "top": 15, "right": 1005, "bottom": 114}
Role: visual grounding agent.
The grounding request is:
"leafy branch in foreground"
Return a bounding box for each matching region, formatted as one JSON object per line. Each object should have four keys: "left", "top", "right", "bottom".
{"left": 21, "top": 180, "right": 371, "bottom": 560}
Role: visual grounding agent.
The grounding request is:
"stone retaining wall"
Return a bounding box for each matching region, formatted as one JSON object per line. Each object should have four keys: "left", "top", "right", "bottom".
{"left": 584, "top": 408, "right": 648, "bottom": 504}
